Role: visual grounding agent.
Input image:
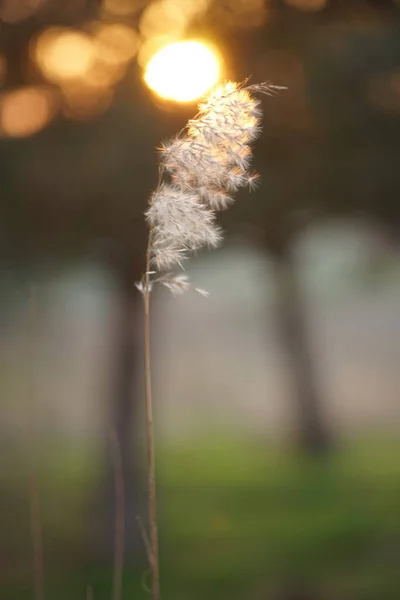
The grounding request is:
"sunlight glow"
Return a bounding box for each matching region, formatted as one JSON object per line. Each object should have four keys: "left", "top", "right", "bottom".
{"left": 144, "top": 40, "right": 220, "bottom": 102}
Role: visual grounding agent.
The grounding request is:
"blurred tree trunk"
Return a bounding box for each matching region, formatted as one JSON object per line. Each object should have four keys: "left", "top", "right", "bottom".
{"left": 271, "top": 244, "right": 332, "bottom": 455}
{"left": 91, "top": 258, "right": 145, "bottom": 565}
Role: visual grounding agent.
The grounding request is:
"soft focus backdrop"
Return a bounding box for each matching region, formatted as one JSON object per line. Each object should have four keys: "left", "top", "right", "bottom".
{"left": 1, "top": 1, "right": 400, "bottom": 599}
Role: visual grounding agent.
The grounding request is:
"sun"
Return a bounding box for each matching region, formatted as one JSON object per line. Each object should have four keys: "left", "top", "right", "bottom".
{"left": 144, "top": 40, "right": 220, "bottom": 103}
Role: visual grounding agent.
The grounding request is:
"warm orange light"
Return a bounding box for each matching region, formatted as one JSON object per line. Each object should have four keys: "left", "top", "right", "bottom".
{"left": 0, "top": 87, "right": 57, "bottom": 137}
{"left": 33, "top": 27, "right": 96, "bottom": 83}
{"left": 94, "top": 23, "right": 140, "bottom": 66}
{"left": 140, "top": 0, "right": 186, "bottom": 39}
{"left": 144, "top": 40, "right": 220, "bottom": 102}
{"left": 172, "top": 0, "right": 211, "bottom": 19}
{"left": 84, "top": 60, "right": 126, "bottom": 89}
{"left": 138, "top": 34, "right": 176, "bottom": 69}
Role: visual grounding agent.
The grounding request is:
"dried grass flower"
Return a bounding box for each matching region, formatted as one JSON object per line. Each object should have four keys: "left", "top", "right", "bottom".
{"left": 140, "top": 80, "right": 285, "bottom": 294}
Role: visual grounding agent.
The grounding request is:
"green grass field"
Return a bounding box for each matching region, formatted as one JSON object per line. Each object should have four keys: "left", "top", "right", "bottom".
{"left": 3, "top": 435, "right": 400, "bottom": 599}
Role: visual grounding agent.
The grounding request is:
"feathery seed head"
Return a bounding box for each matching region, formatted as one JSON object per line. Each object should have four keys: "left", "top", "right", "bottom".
{"left": 143, "top": 79, "right": 283, "bottom": 285}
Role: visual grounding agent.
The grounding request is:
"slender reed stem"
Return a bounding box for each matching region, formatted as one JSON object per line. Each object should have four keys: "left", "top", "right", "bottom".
{"left": 110, "top": 427, "right": 124, "bottom": 600}
{"left": 138, "top": 80, "right": 275, "bottom": 600}
{"left": 28, "top": 284, "right": 45, "bottom": 600}
{"left": 143, "top": 242, "right": 160, "bottom": 600}
{"left": 28, "top": 463, "right": 45, "bottom": 600}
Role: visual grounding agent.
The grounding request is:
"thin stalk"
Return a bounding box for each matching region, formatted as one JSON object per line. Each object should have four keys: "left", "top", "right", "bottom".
{"left": 110, "top": 427, "right": 124, "bottom": 600}
{"left": 28, "top": 462, "right": 45, "bottom": 600}
{"left": 28, "top": 284, "right": 45, "bottom": 600}
{"left": 143, "top": 241, "right": 160, "bottom": 600}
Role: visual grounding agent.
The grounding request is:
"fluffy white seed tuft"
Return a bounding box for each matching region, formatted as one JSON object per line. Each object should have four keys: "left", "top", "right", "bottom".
{"left": 140, "top": 80, "right": 283, "bottom": 293}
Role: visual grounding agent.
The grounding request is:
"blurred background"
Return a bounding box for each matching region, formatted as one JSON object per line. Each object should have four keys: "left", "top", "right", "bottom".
{"left": 1, "top": 1, "right": 400, "bottom": 599}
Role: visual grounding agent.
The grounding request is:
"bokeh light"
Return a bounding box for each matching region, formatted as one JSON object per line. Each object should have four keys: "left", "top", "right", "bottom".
{"left": 140, "top": 0, "right": 187, "bottom": 39}
{"left": 137, "top": 34, "right": 177, "bottom": 69}
{"left": 93, "top": 23, "right": 140, "bottom": 68}
{"left": 31, "top": 23, "right": 141, "bottom": 120}
{"left": 0, "top": 86, "right": 58, "bottom": 138}
{"left": 137, "top": 0, "right": 212, "bottom": 68}
{"left": 33, "top": 27, "right": 96, "bottom": 84}
{"left": 170, "top": 0, "right": 210, "bottom": 20}
{"left": 144, "top": 40, "right": 220, "bottom": 102}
